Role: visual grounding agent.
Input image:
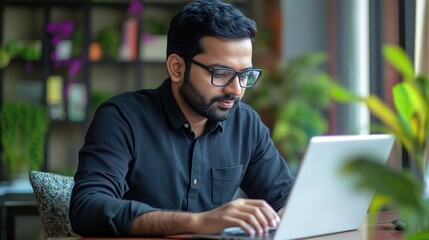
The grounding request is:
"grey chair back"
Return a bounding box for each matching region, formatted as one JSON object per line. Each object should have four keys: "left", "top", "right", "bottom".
{"left": 29, "top": 170, "right": 79, "bottom": 238}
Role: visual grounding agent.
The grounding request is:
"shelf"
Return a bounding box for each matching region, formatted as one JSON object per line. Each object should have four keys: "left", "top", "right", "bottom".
{"left": 89, "top": 59, "right": 165, "bottom": 65}
{"left": 50, "top": 119, "right": 86, "bottom": 124}
{"left": 8, "top": 59, "right": 44, "bottom": 65}
{"left": 90, "top": 1, "right": 131, "bottom": 8}
{"left": 2, "top": 0, "right": 184, "bottom": 8}
{"left": 3, "top": 0, "right": 84, "bottom": 7}
{"left": 0, "top": 0, "right": 254, "bottom": 181}
{"left": 2, "top": 0, "right": 44, "bottom": 7}
{"left": 2, "top": 0, "right": 193, "bottom": 8}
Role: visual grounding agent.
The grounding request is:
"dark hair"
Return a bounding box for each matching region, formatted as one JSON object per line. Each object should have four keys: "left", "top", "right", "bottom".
{"left": 166, "top": 0, "right": 257, "bottom": 60}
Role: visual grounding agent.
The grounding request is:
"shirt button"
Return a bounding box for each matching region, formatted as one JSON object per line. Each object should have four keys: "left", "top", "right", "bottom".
{"left": 184, "top": 123, "right": 189, "bottom": 128}
{"left": 193, "top": 178, "right": 198, "bottom": 185}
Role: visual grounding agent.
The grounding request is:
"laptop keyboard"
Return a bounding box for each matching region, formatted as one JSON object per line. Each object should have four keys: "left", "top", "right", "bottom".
{"left": 220, "top": 228, "right": 277, "bottom": 239}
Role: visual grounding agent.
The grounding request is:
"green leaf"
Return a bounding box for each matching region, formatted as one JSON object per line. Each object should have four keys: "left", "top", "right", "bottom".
{"left": 369, "top": 194, "right": 391, "bottom": 213}
{"left": 383, "top": 45, "right": 414, "bottom": 80}
{"left": 393, "top": 82, "right": 428, "bottom": 148}
{"left": 415, "top": 75, "right": 429, "bottom": 103}
{"left": 0, "top": 47, "right": 10, "bottom": 68}
{"left": 272, "top": 120, "right": 288, "bottom": 141}
{"left": 406, "top": 231, "right": 429, "bottom": 240}
{"left": 393, "top": 82, "right": 417, "bottom": 121}
{"left": 342, "top": 158, "right": 424, "bottom": 211}
{"left": 328, "top": 83, "right": 362, "bottom": 102}
{"left": 364, "top": 95, "right": 404, "bottom": 135}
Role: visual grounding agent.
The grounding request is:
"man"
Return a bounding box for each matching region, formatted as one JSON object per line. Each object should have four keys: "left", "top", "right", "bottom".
{"left": 70, "top": 0, "right": 294, "bottom": 237}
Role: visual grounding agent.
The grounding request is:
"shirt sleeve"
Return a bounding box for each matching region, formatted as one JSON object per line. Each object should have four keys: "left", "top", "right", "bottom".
{"left": 240, "top": 113, "right": 295, "bottom": 211}
{"left": 69, "top": 101, "right": 159, "bottom": 236}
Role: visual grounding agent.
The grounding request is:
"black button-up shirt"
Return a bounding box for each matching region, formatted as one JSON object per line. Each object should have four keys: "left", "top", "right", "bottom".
{"left": 70, "top": 79, "right": 295, "bottom": 236}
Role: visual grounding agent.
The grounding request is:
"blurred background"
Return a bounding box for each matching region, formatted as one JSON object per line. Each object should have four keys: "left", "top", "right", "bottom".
{"left": 0, "top": 0, "right": 427, "bottom": 239}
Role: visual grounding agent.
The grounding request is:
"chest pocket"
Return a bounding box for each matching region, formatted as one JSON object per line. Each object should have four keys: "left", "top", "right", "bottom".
{"left": 212, "top": 165, "right": 243, "bottom": 205}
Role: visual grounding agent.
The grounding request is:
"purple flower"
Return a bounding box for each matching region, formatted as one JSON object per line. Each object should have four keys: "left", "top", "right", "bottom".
{"left": 68, "top": 59, "right": 82, "bottom": 81}
{"left": 128, "top": 0, "right": 144, "bottom": 18}
{"left": 46, "top": 20, "right": 75, "bottom": 45}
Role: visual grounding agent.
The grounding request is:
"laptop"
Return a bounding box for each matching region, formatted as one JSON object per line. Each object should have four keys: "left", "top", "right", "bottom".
{"left": 194, "top": 134, "right": 395, "bottom": 240}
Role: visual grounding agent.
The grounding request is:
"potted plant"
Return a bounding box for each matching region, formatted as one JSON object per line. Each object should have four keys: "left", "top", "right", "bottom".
{"left": 0, "top": 101, "right": 49, "bottom": 180}
{"left": 245, "top": 53, "right": 332, "bottom": 173}
{"left": 329, "top": 45, "right": 429, "bottom": 238}
{"left": 90, "top": 91, "right": 115, "bottom": 114}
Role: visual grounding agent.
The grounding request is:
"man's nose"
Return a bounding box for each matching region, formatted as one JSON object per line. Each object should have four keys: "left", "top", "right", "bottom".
{"left": 224, "top": 75, "right": 242, "bottom": 96}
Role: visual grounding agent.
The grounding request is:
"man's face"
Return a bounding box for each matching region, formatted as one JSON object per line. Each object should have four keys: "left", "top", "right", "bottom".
{"left": 179, "top": 36, "right": 253, "bottom": 122}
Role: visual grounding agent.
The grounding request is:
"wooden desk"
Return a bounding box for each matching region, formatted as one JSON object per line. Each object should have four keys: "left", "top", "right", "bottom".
{"left": 47, "top": 211, "right": 403, "bottom": 240}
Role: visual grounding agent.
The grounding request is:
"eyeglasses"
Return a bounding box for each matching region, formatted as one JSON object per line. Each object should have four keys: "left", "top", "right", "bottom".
{"left": 188, "top": 59, "right": 262, "bottom": 88}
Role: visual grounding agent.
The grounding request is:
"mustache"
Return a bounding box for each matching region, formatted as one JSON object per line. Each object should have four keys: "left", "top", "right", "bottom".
{"left": 211, "top": 94, "right": 240, "bottom": 103}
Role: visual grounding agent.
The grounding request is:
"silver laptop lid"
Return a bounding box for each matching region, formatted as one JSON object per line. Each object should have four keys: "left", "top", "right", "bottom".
{"left": 275, "top": 134, "right": 395, "bottom": 240}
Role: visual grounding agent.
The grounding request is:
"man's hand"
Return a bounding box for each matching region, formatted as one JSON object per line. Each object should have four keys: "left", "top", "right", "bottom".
{"left": 130, "top": 198, "right": 280, "bottom": 236}
{"left": 193, "top": 198, "right": 281, "bottom": 236}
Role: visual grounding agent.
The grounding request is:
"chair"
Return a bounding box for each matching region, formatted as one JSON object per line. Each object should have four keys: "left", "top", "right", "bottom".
{"left": 28, "top": 170, "right": 79, "bottom": 238}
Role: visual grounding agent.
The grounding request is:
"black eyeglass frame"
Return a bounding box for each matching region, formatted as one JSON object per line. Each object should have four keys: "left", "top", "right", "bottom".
{"left": 187, "top": 58, "right": 263, "bottom": 88}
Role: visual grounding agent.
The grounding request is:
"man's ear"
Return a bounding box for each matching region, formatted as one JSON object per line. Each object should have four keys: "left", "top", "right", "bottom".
{"left": 166, "top": 54, "right": 185, "bottom": 83}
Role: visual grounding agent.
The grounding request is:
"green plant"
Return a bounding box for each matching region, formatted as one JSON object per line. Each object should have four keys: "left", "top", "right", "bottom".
{"left": 0, "top": 47, "right": 10, "bottom": 68}
{"left": 330, "top": 45, "right": 429, "bottom": 238}
{"left": 97, "top": 26, "right": 120, "bottom": 59}
{"left": 245, "top": 53, "right": 332, "bottom": 172}
{"left": 0, "top": 101, "right": 49, "bottom": 179}
{"left": 6, "top": 40, "right": 42, "bottom": 61}
{"left": 145, "top": 18, "right": 170, "bottom": 35}
{"left": 0, "top": 40, "right": 43, "bottom": 69}
{"left": 91, "top": 91, "right": 115, "bottom": 113}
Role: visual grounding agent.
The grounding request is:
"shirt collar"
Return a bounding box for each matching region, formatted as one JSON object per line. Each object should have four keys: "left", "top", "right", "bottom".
{"left": 160, "top": 79, "right": 224, "bottom": 133}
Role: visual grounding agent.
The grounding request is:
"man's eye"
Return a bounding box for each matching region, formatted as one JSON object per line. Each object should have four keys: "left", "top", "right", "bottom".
{"left": 241, "top": 72, "right": 250, "bottom": 77}
{"left": 213, "top": 70, "right": 231, "bottom": 78}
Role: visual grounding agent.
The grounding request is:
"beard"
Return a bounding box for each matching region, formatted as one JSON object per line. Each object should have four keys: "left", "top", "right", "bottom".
{"left": 179, "top": 78, "right": 240, "bottom": 122}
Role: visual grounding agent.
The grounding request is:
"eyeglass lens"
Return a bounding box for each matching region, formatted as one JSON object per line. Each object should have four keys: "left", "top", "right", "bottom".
{"left": 212, "top": 68, "right": 261, "bottom": 88}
